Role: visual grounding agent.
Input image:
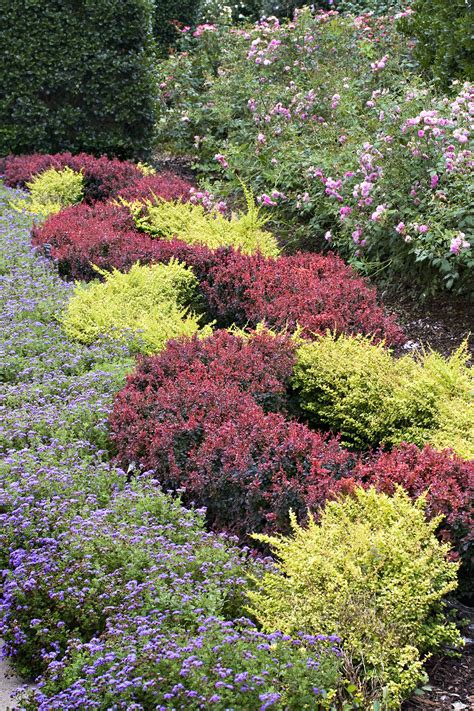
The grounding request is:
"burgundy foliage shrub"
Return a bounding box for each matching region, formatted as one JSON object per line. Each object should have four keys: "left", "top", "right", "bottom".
{"left": 116, "top": 172, "right": 193, "bottom": 203}
{"left": 32, "top": 202, "right": 215, "bottom": 282}
{"left": 2, "top": 152, "right": 142, "bottom": 201}
{"left": 333, "top": 443, "right": 474, "bottom": 556}
{"left": 201, "top": 249, "right": 405, "bottom": 345}
{"left": 111, "top": 330, "right": 352, "bottom": 539}
{"left": 114, "top": 329, "right": 296, "bottom": 418}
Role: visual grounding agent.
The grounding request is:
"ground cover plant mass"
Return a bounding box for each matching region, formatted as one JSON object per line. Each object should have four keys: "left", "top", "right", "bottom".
{"left": 0, "top": 1, "right": 473, "bottom": 710}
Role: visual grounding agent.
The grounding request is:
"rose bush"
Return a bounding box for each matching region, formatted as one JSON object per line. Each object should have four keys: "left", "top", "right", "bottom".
{"left": 155, "top": 8, "right": 473, "bottom": 294}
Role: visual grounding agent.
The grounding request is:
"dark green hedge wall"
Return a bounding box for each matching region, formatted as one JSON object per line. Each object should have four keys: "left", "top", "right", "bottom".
{"left": 399, "top": 0, "right": 474, "bottom": 89}
{"left": 154, "top": 0, "right": 201, "bottom": 56}
{"left": 0, "top": 0, "right": 157, "bottom": 158}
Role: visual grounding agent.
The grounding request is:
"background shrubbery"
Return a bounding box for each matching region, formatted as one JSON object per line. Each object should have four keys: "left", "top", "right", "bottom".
{"left": 0, "top": 0, "right": 157, "bottom": 158}
{"left": 399, "top": 0, "right": 474, "bottom": 88}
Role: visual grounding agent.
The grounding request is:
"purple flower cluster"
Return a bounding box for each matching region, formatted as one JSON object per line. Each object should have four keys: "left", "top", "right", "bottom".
{"left": 26, "top": 615, "right": 341, "bottom": 710}
{"left": 0, "top": 184, "right": 342, "bottom": 708}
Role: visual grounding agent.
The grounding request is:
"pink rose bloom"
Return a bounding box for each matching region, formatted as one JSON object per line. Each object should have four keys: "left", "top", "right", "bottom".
{"left": 430, "top": 174, "right": 439, "bottom": 189}
{"left": 450, "top": 232, "right": 470, "bottom": 254}
{"left": 417, "top": 224, "right": 429, "bottom": 234}
{"left": 395, "top": 222, "right": 405, "bottom": 234}
{"left": 257, "top": 133, "right": 266, "bottom": 144}
{"left": 371, "top": 204, "right": 387, "bottom": 222}
{"left": 214, "top": 154, "right": 229, "bottom": 169}
{"left": 371, "top": 55, "right": 388, "bottom": 72}
{"left": 352, "top": 228, "right": 362, "bottom": 243}
{"left": 257, "top": 193, "right": 276, "bottom": 207}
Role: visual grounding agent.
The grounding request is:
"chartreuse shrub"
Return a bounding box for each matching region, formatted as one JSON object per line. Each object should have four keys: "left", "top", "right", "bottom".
{"left": 0, "top": 0, "right": 157, "bottom": 158}
{"left": 248, "top": 487, "right": 462, "bottom": 709}
{"left": 128, "top": 188, "right": 280, "bottom": 257}
{"left": 292, "top": 334, "right": 473, "bottom": 456}
{"left": 10, "top": 167, "right": 84, "bottom": 220}
{"left": 61, "top": 261, "right": 209, "bottom": 354}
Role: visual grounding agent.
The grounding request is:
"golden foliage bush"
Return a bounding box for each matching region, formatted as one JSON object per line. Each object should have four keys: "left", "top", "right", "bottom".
{"left": 292, "top": 334, "right": 473, "bottom": 457}
{"left": 12, "top": 166, "right": 84, "bottom": 219}
{"left": 126, "top": 188, "right": 280, "bottom": 257}
{"left": 61, "top": 261, "right": 209, "bottom": 354}
{"left": 248, "top": 487, "right": 461, "bottom": 708}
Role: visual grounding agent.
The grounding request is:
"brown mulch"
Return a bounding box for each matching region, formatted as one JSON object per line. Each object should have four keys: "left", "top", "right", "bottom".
{"left": 403, "top": 605, "right": 474, "bottom": 711}
{"left": 378, "top": 287, "right": 473, "bottom": 360}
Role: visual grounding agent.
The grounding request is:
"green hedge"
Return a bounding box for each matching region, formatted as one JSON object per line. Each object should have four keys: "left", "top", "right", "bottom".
{"left": 154, "top": 0, "right": 201, "bottom": 56}
{"left": 398, "top": 0, "right": 474, "bottom": 88}
{"left": 0, "top": 0, "right": 157, "bottom": 158}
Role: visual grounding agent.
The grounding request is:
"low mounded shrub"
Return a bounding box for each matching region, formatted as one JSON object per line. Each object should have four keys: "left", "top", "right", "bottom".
{"left": 11, "top": 166, "right": 84, "bottom": 220}
{"left": 1, "top": 480, "right": 254, "bottom": 676}
{"left": 130, "top": 192, "right": 281, "bottom": 256}
{"left": 123, "top": 328, "right": 297, "bottom": 412}
{"left": 111, "top": 330, "right": 353, "bottom": 539}
{"left": 61, "top": 261, "right": 207, "bottom": 354}
{"left": 24, "top": 617, "right": 342, "bottom": 710}
{"left": 116, "top": 171, "right": 193, "bottom": 203}
{"left": 201, "top": 249, "right": 405, "bottom": 344}
{"left": 248, "top": 487, "right": 462, "bottom": 708}
{"left": 2, "top": 152, "right": 143, "bottom": 202}
{"left": 292, "top": 334, "right": 473, "bottom": 455}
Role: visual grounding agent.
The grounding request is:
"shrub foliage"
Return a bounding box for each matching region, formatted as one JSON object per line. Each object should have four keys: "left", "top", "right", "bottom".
{"left": 130, "top": 193, "right": 281, "bottom": 256}
{"left": 249, "top": 487, "right": 462, "bottom": 708}
{"left": 201, "top": 250, "right": 404, "bottom": 344}
{"left": 399, "top": 0, "right": 474, "bottom": 88}
{"left": 2, "top": 152, "right": 143, "bottom": 202}
{"left": 11, "top": 167, "right": 84, "bottom": 220}
{"left": 0, "top": 1, "right": 157, "bottom": 158}
{"left": 61, "top": 261, "right": 206, "bottom": 354}
{"left": 292, "top": 334, "right": 473, "bottom": 456}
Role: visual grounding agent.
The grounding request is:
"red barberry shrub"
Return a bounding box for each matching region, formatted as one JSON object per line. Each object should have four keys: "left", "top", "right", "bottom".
{"left": 333, "top": 443, "right": 474, "bottom": 556}
{"left": 32, "top": 202, "right": 216, "bottom": 281}
{"left": 114, "top": 329, "right": 296, "bottom": 418}
{"left": 2, "top": 153, "right": 70, "bottom": 186}
{"left": 186, "top": 405, "right": 352, "bottom": 538}
{"left": 2, "top": 152, "right": 142, "bottom": 201}
{"left": 32, "top": 202, "right": 136, "bottom": 280}
{"left": 201, "top": 249, "right": 404, "bottom": 345}
{"left": 116, "top": 172, "right": 193, "bottom": 203}
{"left": 111, "top": 330, "right": 352, "bottom": 540}
{"left": 70, "top": 153, "right": 142, "bottom": 201}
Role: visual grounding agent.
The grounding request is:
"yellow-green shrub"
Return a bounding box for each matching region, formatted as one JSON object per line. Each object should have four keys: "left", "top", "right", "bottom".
{"left": 292, "top": 334, "right": 473, "bottom": 456}
{"left": 127, "top": 190, "right": 280, "bottom": 257}
{"left": 136, "top": 161, "right": 156, "bottom": 176}
{"left": 248, "top": 487, "right": 461, "bottom": 709}
{"left": 61, "top": 261, "right": 209, "bottom": 354}
{"left": 12, "top": 166, "right": 84, "bottom": 219}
